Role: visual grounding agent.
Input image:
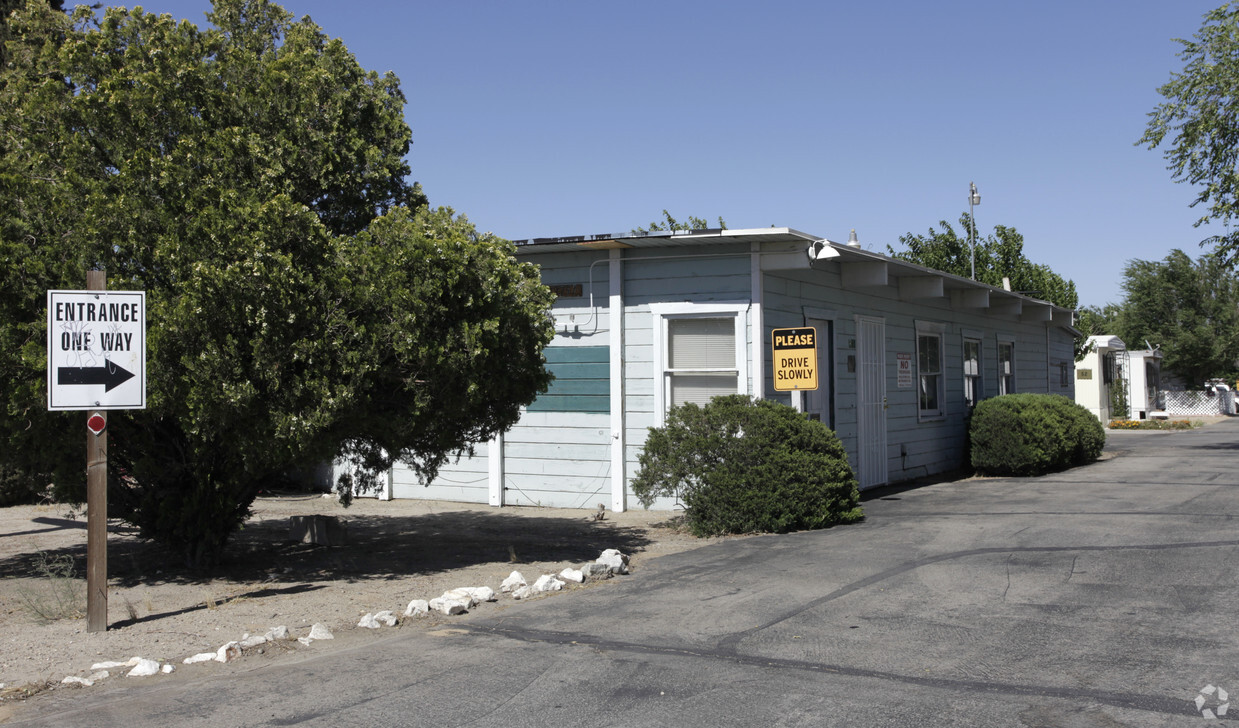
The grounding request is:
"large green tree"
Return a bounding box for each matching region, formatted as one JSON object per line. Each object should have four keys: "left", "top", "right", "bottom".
{"left": 888, "top": 215, "right": 1079, "bottom": 310}
{"left": 0, "top": 0, "right": 61, "bottom": 72}
{"left": 0, "top": 0, "right": 554, "bottom": 566}
{"left": 1111, "top": 250, "right": 1239, "bottom": 385}
{"left": 1140, "top": 3, "right": 1239, "bottom": 265}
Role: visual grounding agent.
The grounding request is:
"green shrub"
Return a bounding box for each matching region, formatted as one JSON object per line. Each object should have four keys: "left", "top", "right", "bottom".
{"left": 970, "top": 394, "right": 1105, "bottom": 476}
{"left": 632, "top": 395, "right": 862, "bottom": 537}
{"left": 0, "top": 464, "right": 51, "bottom": 507}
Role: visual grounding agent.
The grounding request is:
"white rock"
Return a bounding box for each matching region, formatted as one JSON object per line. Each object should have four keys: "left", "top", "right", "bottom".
{"left": 161, "top": 664, "right": 174, "bottom": 674}
{"left": 358, "top": 613, "right": 381, "bottom": 629}
{"left": 215, "top": 642, "right": 241, "bottom": 663}
{"left": 264, "top": 626, "right": 290, "bottom": 641}
{"left": 297, "top": 637, "right": 314, "bottom": 646}
{"left": 404, "top": 599, "right": 429, "bottom": 617}
{"left": 511, "top": 585, "right": 533, "bottom": 600}
{"left": 62, "top": 676, "right": 93, "bottom": 687}
{"left": 441, "top": 588, "right": 483, "bottom": 608}
{"left": 127, "top": 659, "right": 161, "bottom": 677}
{"left": 428, "top": 596, "right": 469, "bottom": 615}
{"left": 532, "top": 574, "right": 565, "bottom": 593}
{"left": 90, "top": 657, "right": 140, "bottom": 671}
{"left": 89, "top": 671, "right": 109, "bottom": 681}
{"left": 183, "top": 653, "right": 216, "bottom": 665}
{"left": 500, "top": 571, "right": 526, "bottom": 593}
{"left": 374, "top": 610, "right": 397, "bottom": 626}
{"left": 239, "top": 634, "right": 268, "bottom": 649}
{"left": 559, "top": 568, "right": 585, "bottom": 583}
{"left": 459, "top": 586, "right": 496, "bottom": 603}
{"left": 308, "top": 623, "right": 334, "bottom": 640}
{"left": 580, "top": 563, "right": 612, "bottom": 578}
{"left": 596, "top": 549, "right": 630, "bottom": 575}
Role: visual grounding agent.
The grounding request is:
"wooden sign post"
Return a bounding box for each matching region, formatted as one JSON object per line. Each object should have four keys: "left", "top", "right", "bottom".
{"left": 85, "top": 270, "right": 108, "bottom": 633}
{"left": 47, "top": 270, "right": 146, "bottom": 633}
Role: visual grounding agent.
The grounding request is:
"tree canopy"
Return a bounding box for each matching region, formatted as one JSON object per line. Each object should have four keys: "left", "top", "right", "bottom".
{"left": 0, "top": 0, "right": 554, "bottom": 566}
{"left": 1110, "top": 250, "right": 1239, "bottom": 385}
{"left": 632, "top": 210, "right": 727, "bottom": 234}
{"left": 1140, "top": 3, "right": 1239, "bottom": 264}
{"left": 888, "top": 215, "right": 1079, "bottom": 310}
{"left": 0, "top": 0, "right": 61, "bottom": 72}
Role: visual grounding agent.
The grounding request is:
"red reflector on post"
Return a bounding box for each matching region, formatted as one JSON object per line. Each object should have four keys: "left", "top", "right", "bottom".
{"left": 86, "top": 413, "right": 106, "bottom": 436}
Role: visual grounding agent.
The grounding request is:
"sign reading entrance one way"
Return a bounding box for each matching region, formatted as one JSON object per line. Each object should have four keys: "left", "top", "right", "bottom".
{"left": 47, "top": 290, "right": 146, "bottom": 410}
{"left": 772, "top": 326, "right": 818, "bottom": 391}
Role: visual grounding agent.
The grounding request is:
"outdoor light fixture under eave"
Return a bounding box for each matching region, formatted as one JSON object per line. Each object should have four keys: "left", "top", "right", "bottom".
{"left": 808, "top": 239, "right": 842, "bottom": 261}
{"left": 968, "top": 182, "right": 981, "bottom": 280}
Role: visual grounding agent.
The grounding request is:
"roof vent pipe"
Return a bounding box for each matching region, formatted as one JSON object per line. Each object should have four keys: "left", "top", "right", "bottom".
{"left": 847, "top": 229, "right": 860, "bottom": 247}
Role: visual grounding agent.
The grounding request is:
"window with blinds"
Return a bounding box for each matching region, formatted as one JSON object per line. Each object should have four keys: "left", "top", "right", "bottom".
{"left": 917, "top": 332, "right": 943, "bottom": 417}
{"left": 998, "top": 341, "right": 1015, "bottom": 395}
{"left": 963, "top": 337, "right": 981, "bottom": 409}
{"left": 666, "top": 317, "right": 738, "bottom": 407}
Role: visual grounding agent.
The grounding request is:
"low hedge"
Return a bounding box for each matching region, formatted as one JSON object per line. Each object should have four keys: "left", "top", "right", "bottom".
{"left": 631, "top": 395, "right": 862, "bottom": 537}
{"left": 970, "top": 394, "right": 1105, "bottom": 476}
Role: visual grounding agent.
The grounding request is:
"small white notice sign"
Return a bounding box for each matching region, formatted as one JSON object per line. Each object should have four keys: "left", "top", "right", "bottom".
{"left": 896, "top": 352, "right": 913, "bottom": 388}
{"left": 47, "top": 290, "right": 146, "bottom": 411}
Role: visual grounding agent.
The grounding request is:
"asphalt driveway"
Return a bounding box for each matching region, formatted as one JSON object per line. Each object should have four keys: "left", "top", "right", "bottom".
{"left": 10, "top": 419, "right": 1239, "bottom": 727}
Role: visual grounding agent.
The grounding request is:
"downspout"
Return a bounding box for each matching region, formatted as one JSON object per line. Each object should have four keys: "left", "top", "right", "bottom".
{"left": 1046, "top": 321, "right": 1052, "bottom": 393}
{"left": 609, "top": 249, "right": 626, "bottom": 513}
{"left": 751, "top": 243, "right": 764, "bottom": 400}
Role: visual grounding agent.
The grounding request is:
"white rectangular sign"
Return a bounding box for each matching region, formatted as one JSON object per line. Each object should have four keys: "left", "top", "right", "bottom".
{"left": 47, "top": 290, "right": 146, "bottom": 411}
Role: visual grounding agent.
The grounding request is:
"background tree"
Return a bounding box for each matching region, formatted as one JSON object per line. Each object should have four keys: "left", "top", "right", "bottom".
{"left": 0, "top": 0, "right": 554, "bottom": 567}
{"left": 633, "top": 210, "right": 727, "bottom": 233}
{"left": 0, "top": 0, "right": 63, "bottom": 73}
{"left": 1073, "top": 304, "right": 1122, "bottom": 361}
{"left": 1140, "top": 3, "right": 1239, "bottom": 265}
{"left": 888, "top": 215, "right": 1079, "bottom": 310}
{"left": 1111, "top": 250, "right": 1239, "bottom": 385}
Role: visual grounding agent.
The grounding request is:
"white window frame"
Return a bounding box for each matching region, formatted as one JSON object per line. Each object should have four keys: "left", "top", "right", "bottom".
{"left": 916, "top": 321, "right": 946, "bottom": 421}
{"left": 962, "top": 333, "right": 982, "bottom": 410}
{"left": 650, "top": 302, "right": 749, "bottom": 425}
{"left": 997, "top": 338, "right": 1016, "bottom": 395}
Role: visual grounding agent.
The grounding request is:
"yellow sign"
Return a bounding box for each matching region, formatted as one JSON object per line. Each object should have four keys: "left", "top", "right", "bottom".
{"left": 772, "top": 326, "right": 818, "bottom": 391}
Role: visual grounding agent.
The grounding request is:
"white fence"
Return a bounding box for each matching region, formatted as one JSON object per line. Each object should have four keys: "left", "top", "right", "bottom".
{"left": 1159, "top": 389, "right": 1236, "bottom": 416}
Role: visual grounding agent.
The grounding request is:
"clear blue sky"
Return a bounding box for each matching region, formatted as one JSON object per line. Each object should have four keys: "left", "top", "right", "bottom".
{"left": 134, "top": 0, "right": 1222, "bottom": 308}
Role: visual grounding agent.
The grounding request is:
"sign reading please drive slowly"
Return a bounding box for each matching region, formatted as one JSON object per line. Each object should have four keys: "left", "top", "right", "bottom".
{"left": 772, "top": 327, "right": 818, "bottom": 392}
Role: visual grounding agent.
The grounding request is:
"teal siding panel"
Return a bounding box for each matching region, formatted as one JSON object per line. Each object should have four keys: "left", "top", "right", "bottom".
{"left": 528, "top": 394, "right": 611, "bottom": 412}
{"left": 544, "top": 362, "right": 609, "bottom": 380}
{"left": 534, "top": 379, "right": 608, "bottom": 395}
{"left": 545, "top": 347, "right": 610, "bottom": 364}
{"left": 528, "top": 345, "right": 610, "bottom": 413}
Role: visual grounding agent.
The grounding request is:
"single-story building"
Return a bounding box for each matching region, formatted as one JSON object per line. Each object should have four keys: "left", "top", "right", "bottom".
{"left": 1074, "top": 335, "right": 1165, "bottom": 422}
{"left": 1075, "top": 334, "right": 1127, "bottom": 422}
{"left": 1126, "top": 347, "right": 1163, "bottom": 419}
{"left": 343, "top": 227, "right": 1077, "bottom": 510}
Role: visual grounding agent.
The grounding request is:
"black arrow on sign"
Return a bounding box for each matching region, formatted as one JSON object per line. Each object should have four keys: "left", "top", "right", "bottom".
{"left": 57, "top": 362, "right": 135, "bottom": 392}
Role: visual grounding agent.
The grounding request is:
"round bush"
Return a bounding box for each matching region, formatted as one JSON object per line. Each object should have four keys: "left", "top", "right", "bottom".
{"left": 631, "top": 395, "right": 862, "bottom": 536}
{"left": 970, "top": 394, "right": 1105, "bottom": 476}
{"left": 0, "top": 464, "right": 51, "bottom": 507}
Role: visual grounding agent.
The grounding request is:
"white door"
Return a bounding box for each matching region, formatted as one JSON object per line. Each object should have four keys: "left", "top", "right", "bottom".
{"left": 856, "top": 316, "right": 887, "bottom": 488}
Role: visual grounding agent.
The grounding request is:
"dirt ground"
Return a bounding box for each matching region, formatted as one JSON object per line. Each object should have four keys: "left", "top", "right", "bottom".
{"left": 0, "top": 494, "right": 717, "bottom": 708}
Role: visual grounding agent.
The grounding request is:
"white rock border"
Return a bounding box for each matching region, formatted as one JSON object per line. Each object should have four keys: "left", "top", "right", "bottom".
{"left": 61, "top": 548, "right": 635, "bottom": 689}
